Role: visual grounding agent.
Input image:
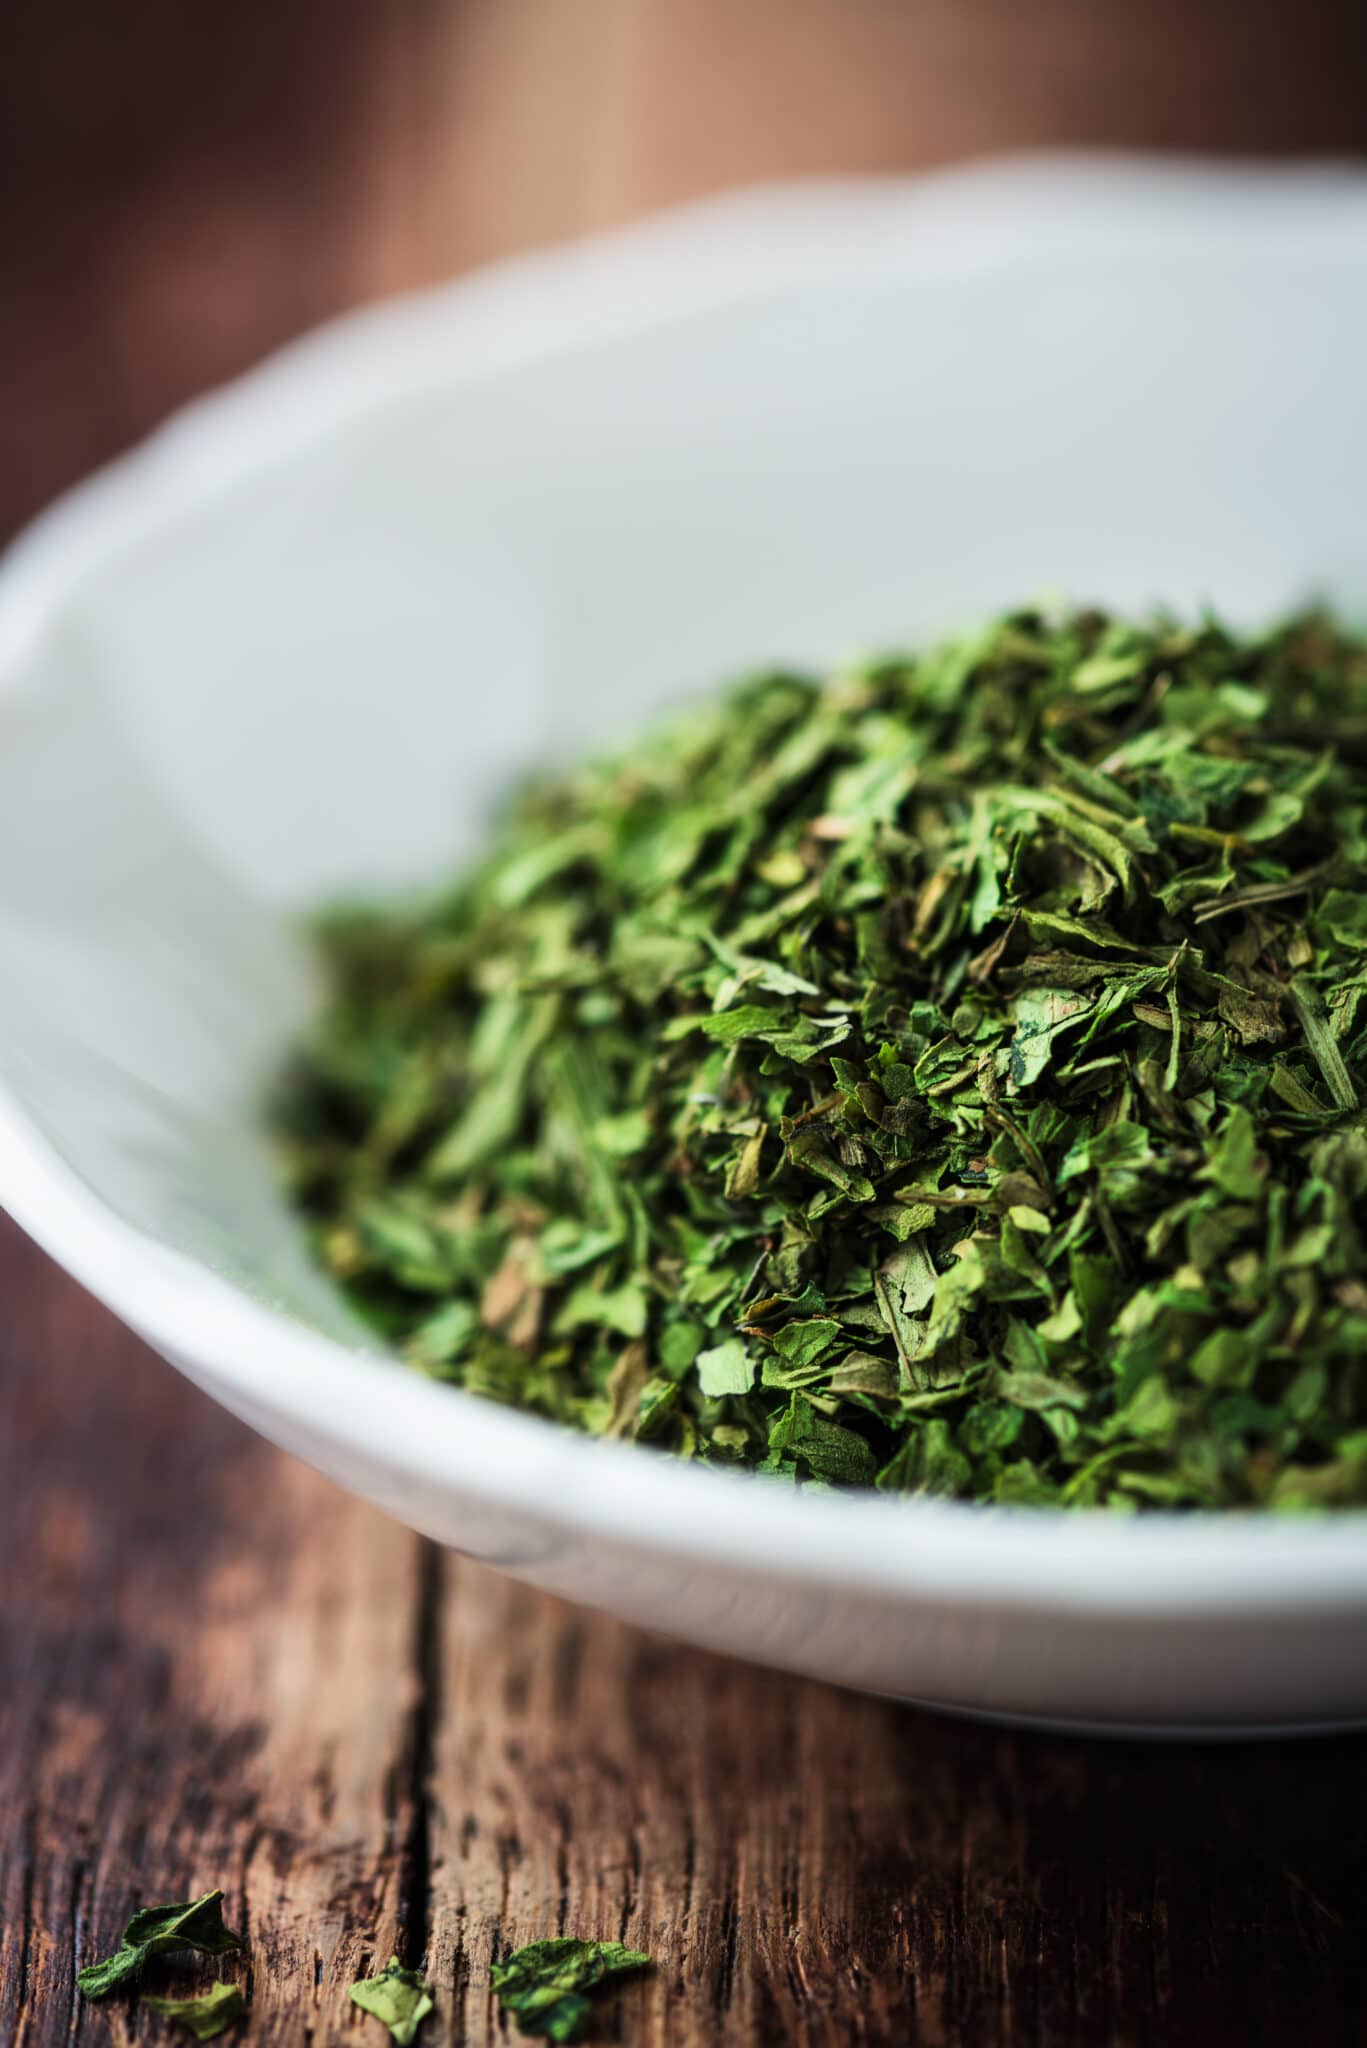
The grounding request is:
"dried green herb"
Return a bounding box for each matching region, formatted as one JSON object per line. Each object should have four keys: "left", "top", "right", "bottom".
{"left": 277, "top": 608, "right": 1367, "bottom": 1510}
{"left": 490, "top": 1937, "right": 652, "bottom": 2041}
{"left": 141, "top": 1981, "right": 247, "bottom": 2040}
{"left": 348, "top": 1957, "right": 435, "bottom": 2044}
{"left": 77, "top": 1890, "right": 242, "bottom": 2000}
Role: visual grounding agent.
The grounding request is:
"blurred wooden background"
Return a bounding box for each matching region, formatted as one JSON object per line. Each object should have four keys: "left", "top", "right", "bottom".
{"left": 2, "top": 5, "right": 1367, "bottom": 2044}
{"left": 3, "top": 0, "right": 1366, "bottom": 537}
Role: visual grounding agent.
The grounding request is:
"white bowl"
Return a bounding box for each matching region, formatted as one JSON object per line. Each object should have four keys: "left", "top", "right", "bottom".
{"left": 3, "top": 158, "right": 1367, "bottom": 1734}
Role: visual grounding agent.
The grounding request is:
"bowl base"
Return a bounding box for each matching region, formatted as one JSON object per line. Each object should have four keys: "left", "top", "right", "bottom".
{"left": 900, "top": 1696, "right": 1367, "bottom": 1743}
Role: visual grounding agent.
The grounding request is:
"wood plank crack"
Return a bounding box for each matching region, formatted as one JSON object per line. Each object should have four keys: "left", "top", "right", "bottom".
{"left": 398, "top": 1541, "right": 445, "bottom": 1968}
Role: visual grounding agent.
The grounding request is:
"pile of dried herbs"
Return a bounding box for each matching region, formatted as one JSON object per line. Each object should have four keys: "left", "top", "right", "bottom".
{"left": 276, "top": 608, "right": 1367, "bottom": 1510}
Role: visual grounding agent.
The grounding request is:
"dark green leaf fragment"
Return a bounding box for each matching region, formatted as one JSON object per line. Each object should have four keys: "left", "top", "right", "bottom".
{"left": 348, "top": 1957, "right": 435, "bottom": 2045}
{"left": 491, "top": 1938, "right": 651, "bottom": 2042}
{"left": 768, "top": 1393, "right": 878, "bottom": 1484}
{"left": 142, "top": 1982, "right": 247, "bottom": 2041}
{"left": 77, "top": 1891, "right": 242, "bottom": 2001}
{"left": 1290, "top": 979, "right": 1359, "bottom": 1111}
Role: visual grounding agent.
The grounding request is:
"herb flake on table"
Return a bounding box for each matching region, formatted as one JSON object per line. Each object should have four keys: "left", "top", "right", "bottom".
{"left": 276, "top": 607, "right": 1367, "bottom": 1510}
{"left": 141, "top": 1981, "right": 247, "bottom": 2040}
{"left": 491, "top": 1937, "right": 652, "bottom": 2041}
{"left": 76, "top": 1889, "right": 242, "bottom": 1999}
{"left": 348, "top": 1956, "right": 435, "bottom": 2043}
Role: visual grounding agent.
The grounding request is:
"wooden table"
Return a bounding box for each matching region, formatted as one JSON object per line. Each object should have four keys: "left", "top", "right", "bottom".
{"left": 3, "top": 9, "right": 1366, "bottom": 2043}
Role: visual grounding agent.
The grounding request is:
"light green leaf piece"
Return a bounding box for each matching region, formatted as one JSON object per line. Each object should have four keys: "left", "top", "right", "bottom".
{"left": 349, "top": 1957, "right": 435, "bottom": 2045}
{"left": 142, "top": 1982, "right": 247, "bottom": 2040}
{"left": 697, "top": 1003, "right": 784, "bottom": 1044}
{"left": 696, "top": 1338, "right": 754, "bottom": 1397}
{"left": 491, "top": 1937, "right": 651, "bottom": 2043}
{"left": 771, "top": 1318, "right": 843, "bottom": 1369}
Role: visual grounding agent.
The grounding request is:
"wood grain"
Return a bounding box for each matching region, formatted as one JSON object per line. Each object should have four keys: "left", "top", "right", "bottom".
{"left": 2, "top": 4, "right": 1367, "bottom": 2043}
{"left": 0, "top": 1214, "right": 422, "bottom": 2044}
{"left": 4, "top": 1212, "right": 1367, "bottom": 2047}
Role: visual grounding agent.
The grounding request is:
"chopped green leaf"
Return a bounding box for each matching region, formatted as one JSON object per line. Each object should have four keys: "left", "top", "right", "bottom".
{"left": 491, "top": 1937, "right": 651, "bottom": 2042}
{"left": 695, "top": 1338, "right": 754, "bottom": 1397}
{"left": 142, "top": 1982, "right": 247, "bottom": 2041}
{"left": 77, "top": 1891, "right": 242, "bottom": 2001}
{"left": 349, "top": 1957, "right": 434, "bottom": 2045}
